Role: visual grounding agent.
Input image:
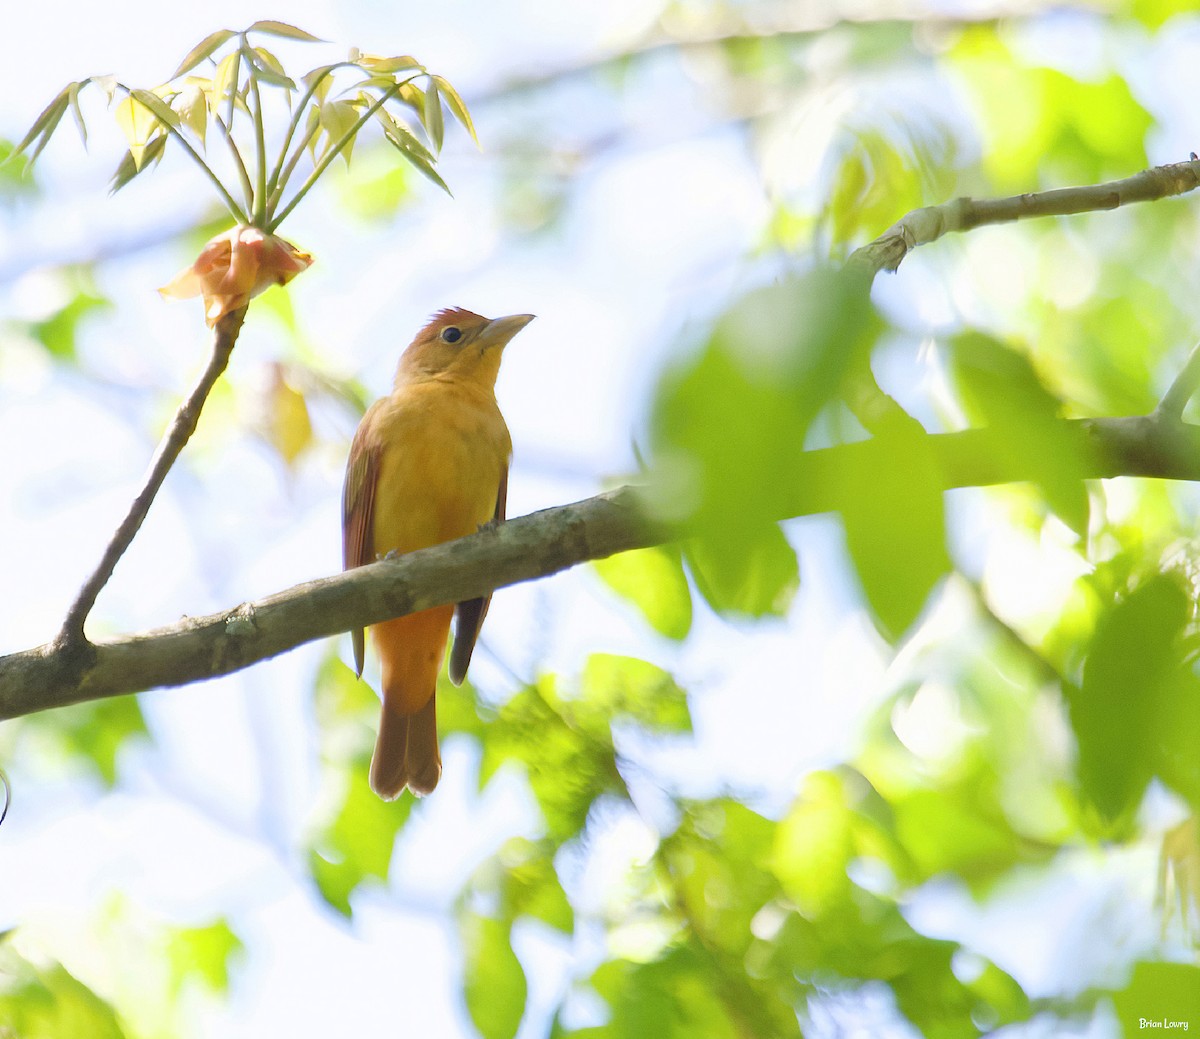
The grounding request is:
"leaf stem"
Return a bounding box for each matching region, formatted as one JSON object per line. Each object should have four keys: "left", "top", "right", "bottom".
{"left": 56, "top": 307, "right": 249, "bottom": 647}
{"left": 267, "top": 79, "right": 405, "bottom": 231}
{"left": 265, "top": 61, "right": 353, "bottom": 203}
{"left": 116, "top": 83, "right": 247, "bottom": 223}
{"left": 244, "top": 38, "right": 270, "bottom": 226}
{"left": 212, "top": 110, "right": 255, "bottom": 214}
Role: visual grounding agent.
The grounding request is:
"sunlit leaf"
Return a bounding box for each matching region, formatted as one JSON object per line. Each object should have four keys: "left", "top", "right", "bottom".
{"left": 174, "top": 82, "right": 208, "bottom": 146}
{"left": 1070, "top": 573, "right": 1190, "bottom": 826}
{"left": 1111, "top": 962, "right": 1200, "bottom": 1037}
{"left": 209, "top": 51, "right": 241, "bottom": 113}
{"left": 247, "top": 45, "right": 296, "bottom": 90}
{"left": 0, "top": 950, "right": 127, "bottom": 1039}
{"left": 839, "top": 423, "right": 950, "bottom": 638}
{"left": 246, "top": 19, "right": 324, "bottom": 42}
{"left": 592, "top": 544, "right": 693, "bottom": 640}
{"left": 354, "top": 53, "right": 424, "bottom": 74}
{"left": 67, "top": 81, "right": 87, "bottom": 146}
{"left": 423, "top": 75, "right": 444, "bottom": 152}
{"left": 581, "top": 654, "right": 692, "bottom": 734}
{"left": 684, "top": 525, "right": 799, "bottom": 618}
{"left": 10, "top": 85, "right": 71, "bottom": 165}
{"left": 461, "top": 914, "right": 526, "bottom": 1039}
{"left": 433, "top": 74, "right": 478, "bottom": 146}
{"left": 165, "top": 919, "right": 243, "bottom": 997}
{"left": 169, "top": 28, "right": 236, "bottom": 80}
{"left": 319, "top": 99, "right": 362, "bottom": 166}
{"left": 109, "top": 133, "right": 167, "bottom": 193}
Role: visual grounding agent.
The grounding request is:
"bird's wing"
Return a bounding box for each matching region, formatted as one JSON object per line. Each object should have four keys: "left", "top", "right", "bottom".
{"left": 343, "top": 413, "right": 382, "bottom": 678}
{"left": 449, "top": 463, "right": 507, "bottom": 685}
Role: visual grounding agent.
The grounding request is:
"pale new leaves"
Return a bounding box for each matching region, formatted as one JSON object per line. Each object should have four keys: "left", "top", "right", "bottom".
{"left": 7, "top": 20, "right": 479, "bottom": 230}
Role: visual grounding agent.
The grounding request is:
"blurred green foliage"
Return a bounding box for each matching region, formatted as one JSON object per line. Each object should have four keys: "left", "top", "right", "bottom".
{"left": 6, "top": 4, "right": 1200, "bottom": 1039}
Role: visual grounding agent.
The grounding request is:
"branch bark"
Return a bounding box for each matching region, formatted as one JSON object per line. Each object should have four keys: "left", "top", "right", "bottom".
{"left": 57, "top": 307, "right": 248, "bottom": 646}
{"left": 848, "top": 158, "right": 1200, "bottom": 275}
{"left": 4, "top": 414, "right": 1200, "bottom": 721}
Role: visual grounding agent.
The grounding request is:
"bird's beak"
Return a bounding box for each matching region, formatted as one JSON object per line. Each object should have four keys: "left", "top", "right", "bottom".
{"left": 480, "top": 313, "right": 535, "bottom": 350}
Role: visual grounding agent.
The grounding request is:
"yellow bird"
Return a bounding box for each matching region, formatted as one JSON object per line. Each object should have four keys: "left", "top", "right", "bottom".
{"left": 342, "top": 308, "right": 534, "bottom": 799}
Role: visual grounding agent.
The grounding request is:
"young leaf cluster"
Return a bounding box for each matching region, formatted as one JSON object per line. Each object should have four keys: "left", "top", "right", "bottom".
{"left": 8, "top": 20, "right": 478, "bottom": 230}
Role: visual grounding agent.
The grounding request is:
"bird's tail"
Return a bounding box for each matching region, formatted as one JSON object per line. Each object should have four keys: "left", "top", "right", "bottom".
{"left": 370, "top": 693, "right": 441, "bottom": 799}
{"left": 368, "top": 608, "right": 450, "bottom": 799}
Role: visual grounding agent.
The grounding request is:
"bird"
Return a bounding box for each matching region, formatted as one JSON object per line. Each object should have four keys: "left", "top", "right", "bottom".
{"left": 342, "top": 307, "right": 534, "bottom": 799}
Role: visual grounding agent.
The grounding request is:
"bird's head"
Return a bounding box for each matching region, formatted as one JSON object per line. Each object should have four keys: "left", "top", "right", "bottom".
{"left": 396, "top": 307, "right": 534, "bottom": 387}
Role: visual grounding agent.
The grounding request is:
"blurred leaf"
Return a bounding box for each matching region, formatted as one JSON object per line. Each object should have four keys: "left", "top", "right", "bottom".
{"left": 461, "top": 913, "right": 526, "bottom": 1039}
{"left": 948, "top": 332, "right": 1091, "bottom": 533}
{"left": 1111, "top": 961, "right": 1200, "bottom": 1037}
{"left": 650, "top": 271, "right": 879, "bottom": 541}
{"left": 169, "top": 28, "right": 236, "bottom": 80}
{"left": 1070, "top": 573, "right": 1191, "bottom": 825}
{"left": 593, "top": 544, "right": 693, "bottom": 640}
{"left": 684, "top": 524, "right": 799, "bottom": 618}
{"left": 468, "top": 837, "right": 574, "bottom": 935}
{"left": 51, "top": 696, "right": 148, "bottom": 786}
{"left": 165, "top": 919, "right": 243, "bottom": 997}
{"left": 28, "top": 282, "right": 112, "bottom": 361}
{"left": 307, "top": 653, "right": 410, "bottom": 915}
{"left": 481, "top": 678, "right": 626, "bottom": 842}
{"left": 246, "top": 46, "right": 296, "bottom": 91}
{"left": 580, "top": 654, "right": 691, "bottom": 734}
{"left": 838, "top": 425, "right": 950, "bottom": 638}
{"left": 0, "top": 947, "right": 127, "bottom": 1039}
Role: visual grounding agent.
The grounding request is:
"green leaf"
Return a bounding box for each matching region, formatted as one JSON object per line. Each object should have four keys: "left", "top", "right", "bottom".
{"left": 109, "top": 133, "right": 166, "bottom": 193}
{"left": 247, "top": 45, "right": 297, "bottom": 90}
{"left": 67, "top": 81, "right": 87, "bottom": 146}
{"left": 10, "top": 85, "right": 72, "bottom": 166}
{"left": 592, "top": 544, "right": 693, "bottom": 640}
{"left": 423, "top": 75, "right": 444, "bottom": 152}
{"left": 433, "top": 74, "right": 478, "bottom": 146}
{"left": 0, "top": 948, "right": 127, "bottom": 1039}
{"left": 478, "top": 837, "right": 574, "bottom": 934}
{"left": 1069, "top": 574, "right": 1192, "bottom": 825}
{"left": 581, "top": 654, "right": 692, "bottom": 734}
{"left": 481, "top": 679, "right": 626, "bottom": 842}
{"left": 381, "top": 125, "right": 451, "bottom": 194}
{"left": 28, "top": 283, "right": 112, "bottom": 360}
{"left": 354, "top": 53, "right": 424, "bottom": 74}
{"left": 165, "top": 919, "right": 243, "bottom": 997}
{"left": 838, "top": 423, "right": 950, "bottom": 638}
{"left": 246, "top": 19, "right": 324, "bottom": 42}
{"left": 52, "top": 696, "right": 149, "bottom": 786}
{"left": 169, "top": 28, "right": 236, "bottom": 80}
{"left": 948, "top": 332, "right": 1091, "bottom": 534}
{"left": 684, "top": 524, "right": 799, "bottom": 618}
{"left": 128, "top": 88, "right": 181, "bottom": 129}
{"left": 1111, "top": 962, "right": 1200, "bottom": 1038}
{"left": 461, "top": 914, "right": 527, "bottom": 1039}
{"left": 319, "top": 99, "right": 362, "bottom": 166}
{"left": 649, "top": 271, "right": 878, "bottom": 542}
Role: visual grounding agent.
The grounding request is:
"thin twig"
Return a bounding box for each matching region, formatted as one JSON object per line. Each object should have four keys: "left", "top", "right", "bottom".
{"left": 56, "top": 307, "right": 248, "bottom": 647}
{"left": 848, "top": 158, "right": 1200, "bottom": 277}
{"left": 1156, "top": 339, "right": 1200, "bottom": 419}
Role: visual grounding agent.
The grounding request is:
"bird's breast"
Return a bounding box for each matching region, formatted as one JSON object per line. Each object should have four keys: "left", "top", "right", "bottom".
{"left": 370, "top": 379, "right": 510, "bottom": 554}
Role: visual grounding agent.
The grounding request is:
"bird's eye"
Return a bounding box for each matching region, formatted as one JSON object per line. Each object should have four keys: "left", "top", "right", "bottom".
{"left": 440, "top": 326, "right": 463, "bottom": 344}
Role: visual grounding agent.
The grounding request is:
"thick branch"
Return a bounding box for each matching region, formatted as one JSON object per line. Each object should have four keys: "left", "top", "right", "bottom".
{"left": 848, "top": 158, "right": 1200, "bottom": 275}
{"left": 57, "top": 308, "right": 247, "bottom": 647}
{"left": 4, "top": 415, "right": 1200, "bottom": 721}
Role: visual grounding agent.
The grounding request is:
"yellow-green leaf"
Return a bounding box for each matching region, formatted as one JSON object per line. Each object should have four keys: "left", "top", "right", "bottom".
{"left": 246, "top": 19, "right": 323, "bottom": 42}
{"left": 433, "top": 74, "right": 478, "bottom": 146}
{"left": 67, "top": 81, "right": 87, "bottom": 146}
{"left": 174, "top": 83, "right": 208, "bottom": 145}
{"left": 593, "top": 545, "right": 692, "bottom": 640}
{"left": 423, "top": 76, "right": 444, "bottom": 152}
{"left": 169, "top": 28, "right": 235, "bottom": 80}
{"left": 10, "top": 85, "right": 71, "bottom": 163}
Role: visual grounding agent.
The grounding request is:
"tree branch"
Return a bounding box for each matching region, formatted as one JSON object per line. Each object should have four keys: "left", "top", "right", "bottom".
{"left": 56, "top": 307, "right": 247, "bottom": 648}
{"left": 5, "top": 414, "right": 1200, "bottom": 721}
{"left": 848, "top": 158, "right": 1200, "bottom": 275}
